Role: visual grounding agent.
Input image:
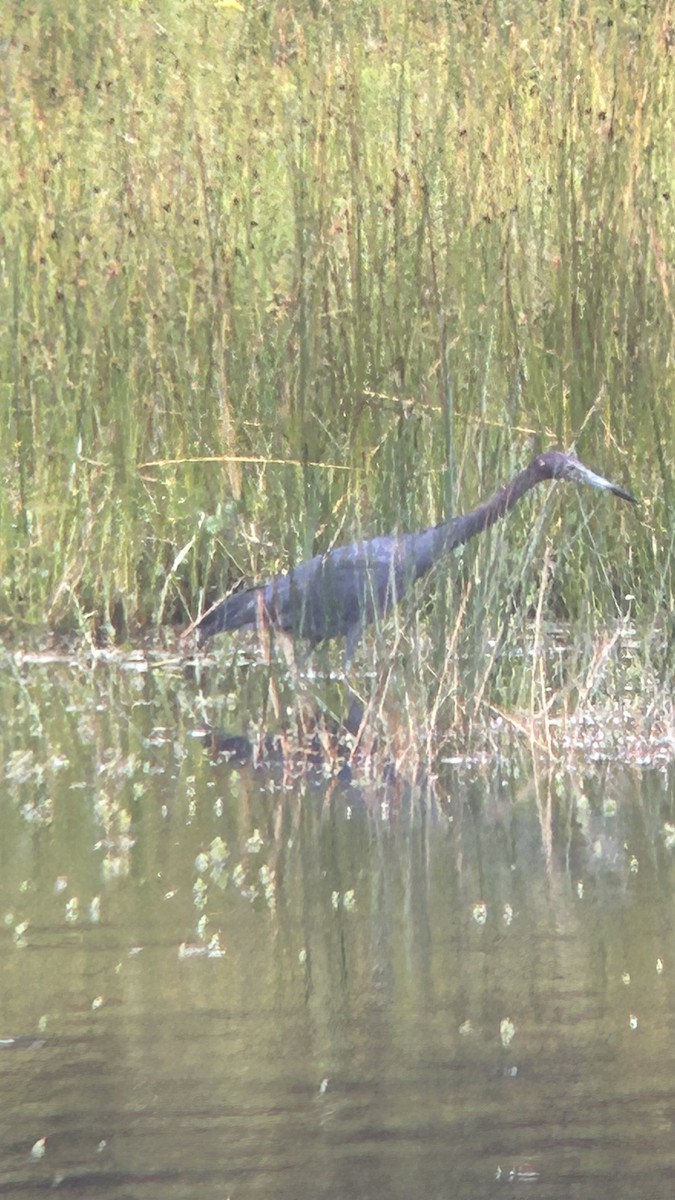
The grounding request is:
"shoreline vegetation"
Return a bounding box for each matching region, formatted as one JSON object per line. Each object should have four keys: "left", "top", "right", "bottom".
{"left": 3, "top": 633, "right": 673, "bottom": 775}
{"left": 1, "top": 1, "right": 673, "bottom": 762}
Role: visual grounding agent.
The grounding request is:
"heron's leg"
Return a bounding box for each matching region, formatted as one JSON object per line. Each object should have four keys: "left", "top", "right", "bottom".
{"left": 344, "top": 621, "right": 364, "bottom": 672}
{"left": 277, "top": 629, "right": 297, "bottom": 673}
{"left": 342, "top": 623, "right": 368, "bottom": 741}
{"left": 254, "top": 597, "right": 282, "bottom": 722}
{"left": 344, "top": 688, "right": 365, "bottom": 736}
{"left": 277, "top": 631, "right": 316, "bottom": 735}
{"left": 293, "top": 641, "right": 315, "bottom": 670}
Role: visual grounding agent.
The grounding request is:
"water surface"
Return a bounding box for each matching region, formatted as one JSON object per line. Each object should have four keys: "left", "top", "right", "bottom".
{"left": 1, "top": 654, "right": 674, "bottom": 1198}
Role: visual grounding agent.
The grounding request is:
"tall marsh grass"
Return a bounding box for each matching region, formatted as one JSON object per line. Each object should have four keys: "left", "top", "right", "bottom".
{"left": 0, "top": 0, "right": 673, "bottom": 738}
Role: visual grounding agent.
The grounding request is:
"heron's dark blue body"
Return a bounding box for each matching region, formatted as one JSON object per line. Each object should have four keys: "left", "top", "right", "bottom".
{"left": 197, "top": 532, "right": 426, "bottom": 661}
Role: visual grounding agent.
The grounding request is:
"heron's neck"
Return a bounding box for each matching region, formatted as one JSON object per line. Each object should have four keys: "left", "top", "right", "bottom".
{"left": 406, "top": 465, "right": 540, "bottom": 579}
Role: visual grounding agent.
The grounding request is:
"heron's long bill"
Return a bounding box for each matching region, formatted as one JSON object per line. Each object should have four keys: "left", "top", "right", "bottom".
{"left": 574, "top": 462, "right": 637, "bottom": 504}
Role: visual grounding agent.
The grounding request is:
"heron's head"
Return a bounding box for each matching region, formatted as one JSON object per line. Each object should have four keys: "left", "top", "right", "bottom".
{"left": 531, "top": 450, "right": 636, "bottom": 503}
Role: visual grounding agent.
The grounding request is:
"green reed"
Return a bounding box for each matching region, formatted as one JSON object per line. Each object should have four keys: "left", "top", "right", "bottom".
{"left": 0, "top": 0, "right": 672, "bottom": 729}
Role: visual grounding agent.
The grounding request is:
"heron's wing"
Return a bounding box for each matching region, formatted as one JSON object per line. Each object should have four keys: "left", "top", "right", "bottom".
{"left": 264, "top": 538, "right": 403, "bottom": 643}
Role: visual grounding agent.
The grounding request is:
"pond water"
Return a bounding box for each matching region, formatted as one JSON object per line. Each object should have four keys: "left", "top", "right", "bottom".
{"left": 2, "top": 653, "right": 675, "bottom": 1198}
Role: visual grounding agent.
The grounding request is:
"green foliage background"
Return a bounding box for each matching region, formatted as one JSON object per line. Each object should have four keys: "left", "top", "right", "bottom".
{"left": 0, "top": 0, "right": 672, "bottom": 697}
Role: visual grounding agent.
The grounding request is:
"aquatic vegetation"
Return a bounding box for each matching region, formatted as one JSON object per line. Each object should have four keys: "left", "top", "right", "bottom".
{"left": 0, "top": 0, "right": 672, "bottom": 763}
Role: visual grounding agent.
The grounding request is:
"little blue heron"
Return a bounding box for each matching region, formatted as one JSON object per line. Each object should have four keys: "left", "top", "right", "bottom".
{"left": 193, "top": 450, "right": 635, "bottom": 664}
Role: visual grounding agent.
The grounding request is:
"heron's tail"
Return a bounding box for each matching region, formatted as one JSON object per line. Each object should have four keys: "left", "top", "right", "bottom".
{"left": 195, "top": 587, "right": 261, "bottom": 644}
